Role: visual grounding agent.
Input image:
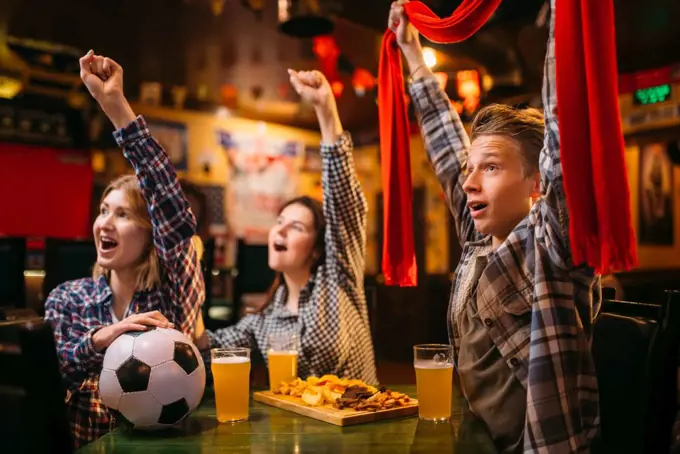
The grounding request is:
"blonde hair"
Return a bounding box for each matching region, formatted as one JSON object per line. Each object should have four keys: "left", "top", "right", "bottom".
{"left": 92, "top": 175, "right": 161, "bottom": 291}
{"left": 93, "top": 175, "right": 205, "bottom": 291}
{"left": 470, "top": 104, "right": 545, "bottom": 176}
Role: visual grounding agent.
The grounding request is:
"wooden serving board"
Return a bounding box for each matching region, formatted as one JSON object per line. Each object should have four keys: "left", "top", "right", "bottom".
{"left": 252, "top": 391, "right": 419, "bottom": 426}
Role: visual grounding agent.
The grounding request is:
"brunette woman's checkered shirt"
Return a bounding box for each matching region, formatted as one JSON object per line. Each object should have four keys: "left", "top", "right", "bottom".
{"left": 207, "top": 131, "right": 379, "bottom": 386}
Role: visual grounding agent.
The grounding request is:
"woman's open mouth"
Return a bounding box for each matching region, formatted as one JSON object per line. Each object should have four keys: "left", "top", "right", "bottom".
{"left": 100, "top": 236, "right": 118, "bottom": 252}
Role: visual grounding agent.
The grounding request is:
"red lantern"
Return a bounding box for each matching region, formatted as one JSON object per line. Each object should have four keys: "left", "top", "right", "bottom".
{"left": 312, "top": 35, "right": 339, "bottom": 60}
{"left": 352, "top": 68, "right": 376, "bottom": 96}
{"left": 220, "top": 84, "right": 238, "bottom": 105}
{"left": 331, "top": 80, "right": 344, "bottom": 98}
{"left": 313, "top": 35, "right": 340, "bottom": 83}
{"left": 456, "top": 70, "right": 481, "bottom": 113}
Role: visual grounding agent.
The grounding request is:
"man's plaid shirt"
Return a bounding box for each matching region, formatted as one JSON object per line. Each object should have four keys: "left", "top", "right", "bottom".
{"left": 408, "top": 3, "right": 601, "bottom": 451}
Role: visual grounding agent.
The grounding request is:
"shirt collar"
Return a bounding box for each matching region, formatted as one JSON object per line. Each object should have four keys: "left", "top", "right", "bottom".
{"left": 468, "top": 235, "right": 493, "bottom": 249}
{"left": 272, "top": 272, "right": 317, "bottom": 316}
{"left": 94, "top": 273, "right": 113, "bottom": 307}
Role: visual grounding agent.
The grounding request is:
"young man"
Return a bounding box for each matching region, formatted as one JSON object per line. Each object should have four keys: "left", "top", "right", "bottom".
{"left": 389, "top": 1, "right": 600, "bottom": 452}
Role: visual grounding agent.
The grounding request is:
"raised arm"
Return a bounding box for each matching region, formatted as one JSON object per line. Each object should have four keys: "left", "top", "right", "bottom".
{"left": 535, "top": 1, "right": 572, "bottom": 266}
{"left": 320, "top": 132, "right": 367, "bottom": 283}
{"left": 80, "top": 51, "right": 204, "bottom": 335}
{"left": 524, "top": 2, "right": 599, "bottom": 450}
{"left": 390, "top": 2, "right": 479, "bottom": 246}
{"left": 288, "top": 69, "right": 367, "bottom": 286}
{"left": 288, "top": 69, "right": 376, "bottom": 383}
{"left": 114, "top": 117, "right": 204, "bottom": 333}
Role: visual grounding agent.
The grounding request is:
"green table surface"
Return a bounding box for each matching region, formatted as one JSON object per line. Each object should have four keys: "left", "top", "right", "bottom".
{"left": 78, "top": 385, "right": 495, "bottom": 453}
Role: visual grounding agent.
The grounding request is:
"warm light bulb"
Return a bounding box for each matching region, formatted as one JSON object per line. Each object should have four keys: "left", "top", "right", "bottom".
{"left": 0, "top": 76, "right": 22, "bottom": 99}
{"left": 423, "top": 47, "right": 437, "bottom": 69}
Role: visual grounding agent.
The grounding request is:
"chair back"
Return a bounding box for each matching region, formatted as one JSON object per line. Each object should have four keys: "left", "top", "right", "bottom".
{"left": 0, "top": 317, "right": 73, "bottom": 453}
{"left": 592, "top": 290, "right": 680, "bottom": 453}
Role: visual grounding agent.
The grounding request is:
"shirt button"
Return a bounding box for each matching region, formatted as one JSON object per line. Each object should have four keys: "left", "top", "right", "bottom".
{"left": 510, "top": 357, "right": 520, "bottom": 367}
{"left": 484, "top": 318, "right": 493, "bottom": 327}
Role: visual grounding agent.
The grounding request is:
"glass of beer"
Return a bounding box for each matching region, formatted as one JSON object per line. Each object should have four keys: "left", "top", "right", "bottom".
{"left": 414, "top": 344, "right": 454, "bottom": 422}
{"left": 267, "top": 332, "right": 299, "bottom": 392}
{"left": 210, "top": 347, "right": 251, "bottom": 423}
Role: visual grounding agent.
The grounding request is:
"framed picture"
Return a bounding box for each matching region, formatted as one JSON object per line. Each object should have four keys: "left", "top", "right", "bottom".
{"left": 217, "top": 128, "right": 304, "bottom": 244}
{"left": 639, "top": 142, "right": 674, "bottom": 245}
{"left": 146, "top": 119, "right": 188, "bottom": 171}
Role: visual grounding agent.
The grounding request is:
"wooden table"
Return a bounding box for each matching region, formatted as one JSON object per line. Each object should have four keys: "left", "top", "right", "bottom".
{"left": 78, "top": 385, "right": 496, "bottom": 453}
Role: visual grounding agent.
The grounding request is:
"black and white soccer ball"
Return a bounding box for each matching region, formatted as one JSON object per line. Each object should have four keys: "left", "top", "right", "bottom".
{"left": 99, "top": 327, "right": 206, "bottom": 430}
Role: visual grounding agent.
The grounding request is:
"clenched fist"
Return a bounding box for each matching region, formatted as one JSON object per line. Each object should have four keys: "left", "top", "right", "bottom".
{"left": 79, "top": 50, "right": 136, "bottom": 130}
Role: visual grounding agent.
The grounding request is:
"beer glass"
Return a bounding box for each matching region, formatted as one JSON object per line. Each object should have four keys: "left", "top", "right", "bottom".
{"left": 267, "top": 332, "right": 299, "bottom": 392}
{"left": 211, "top": 347, "right": 251, "bottom": 422}
{"left": 414, "top": 344, "right": 454, "bottom": 422}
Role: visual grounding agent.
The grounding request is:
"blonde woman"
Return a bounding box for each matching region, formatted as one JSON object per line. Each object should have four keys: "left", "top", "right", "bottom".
{"left": 44, "top": 51, "right": 204, "bottom": 449}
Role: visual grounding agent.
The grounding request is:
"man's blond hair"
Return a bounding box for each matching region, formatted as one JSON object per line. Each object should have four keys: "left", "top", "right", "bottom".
{"left": 470, "top": 104, "right": 545, "bottom": 176}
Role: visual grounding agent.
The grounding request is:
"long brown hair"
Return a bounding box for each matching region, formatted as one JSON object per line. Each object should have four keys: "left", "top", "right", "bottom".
{"left": 251, "top": 196, "right": 326, "bottom": 314}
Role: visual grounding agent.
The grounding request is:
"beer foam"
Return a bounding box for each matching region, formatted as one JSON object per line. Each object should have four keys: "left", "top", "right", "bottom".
{"left": 213, "top": 356, "right": 250, "bottom": 364}
{"left": 267, "top": 350, "right": 299, "bottom": 356}
{"left": 414, "top": 359, "right": 454, "bottom": 369}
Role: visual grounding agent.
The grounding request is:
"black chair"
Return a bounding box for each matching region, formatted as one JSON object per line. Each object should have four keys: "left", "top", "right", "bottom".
{"left": 592, "top": 290, "right": 680, "bottom": 453}
{"left": 602, "top": 286, "right": 616, "bottom": 300}
{"left": 0, "top": 317, "right": 73, "bottom": 453}
{"left": 0, "top": 237, "right": 26, "bottom": 308}
{"left": 43, "top": 238, "right": 97, "bottom": 300}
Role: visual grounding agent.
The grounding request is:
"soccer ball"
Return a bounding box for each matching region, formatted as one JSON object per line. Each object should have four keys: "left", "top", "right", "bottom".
{"left": 99, "top": 327, "right": 206, "bottom": 430}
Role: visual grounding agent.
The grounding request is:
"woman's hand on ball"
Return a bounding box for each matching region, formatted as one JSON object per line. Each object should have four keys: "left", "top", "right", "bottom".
{"left": 92, "top": 311, "right": 174, "bottom": 352}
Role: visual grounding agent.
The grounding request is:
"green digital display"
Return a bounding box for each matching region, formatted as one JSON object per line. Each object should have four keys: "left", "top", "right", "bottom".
{"left": 634, "top": 84, "right": 671, "bottom": 105}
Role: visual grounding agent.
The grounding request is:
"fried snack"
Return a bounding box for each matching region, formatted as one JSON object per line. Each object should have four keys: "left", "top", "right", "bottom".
{"left": 272, "top": 375, "right": 412, "bottom": 412}
{"left": 301, "top": 386, "right": 325, "bottom": 406}
{"left": 273, "top": 374, "right": 377, "bottom": 401}
{"left": 333, "top": 389, "right": 412, "bottom": 412}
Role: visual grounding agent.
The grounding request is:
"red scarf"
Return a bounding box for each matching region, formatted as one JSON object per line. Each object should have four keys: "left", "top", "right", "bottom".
{"left": 378, "top": 0, "right": 637, "bottom": 286}
{"left": 378, "top": 0, "right": 502, "bottom": 286}
{"left": 555, "top": 0, "right": 638, "bottom": 273}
